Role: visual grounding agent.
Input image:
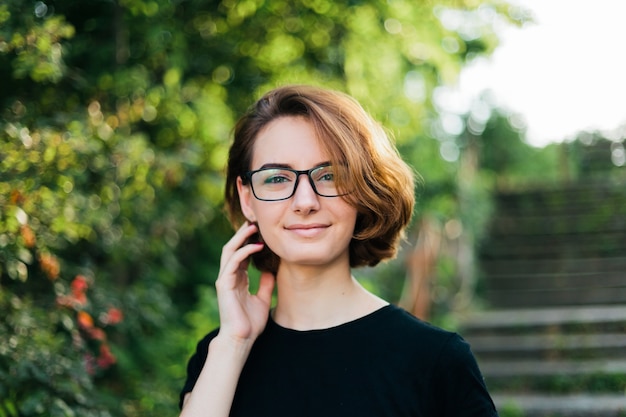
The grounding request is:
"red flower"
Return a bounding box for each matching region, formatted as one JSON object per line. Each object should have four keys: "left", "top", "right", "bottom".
{"left": 77, "top": 311, "right": 94, "bottom": 329}
{"left": 88, "top": 327, "right": 106, "bottom": 341}
{"left": 71, "top": 275, "right": 89, "bottom": 295}
{"left": 96, "top": 344, "right": 116, "bottom": 369}
{"left": 102, "top": 307, "right": 123, "bottom": 325}
{"left": 39, "top": 253, "right": 60, "bottom": 280}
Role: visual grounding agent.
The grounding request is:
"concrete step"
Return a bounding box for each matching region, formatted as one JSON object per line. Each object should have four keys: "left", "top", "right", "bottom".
{"left": 481, "top": 359, "right": 626, "bottom": 398}
{"left": 478, "top": 258, "right": 626, "bottom": 307}
{"left": 480, "top": 359, "right": 626, "bottom": 378}
{"left": 485, "top": 271, "right": 626, "bottom": 292}
{"left": 470, "top": 333, "right": 626, "bottom": 360}
{"left": 491, "top": 213, "right": 626, "bottom": 236}
{"left": 462, "top": 305, "right": 626, "bottom": 335}
{"left": 494, "top": 181, "right": 626, "bottom": 214}
{"left": 479, "top": 233, "right": 626, "bottom": 259}
{"left": 484, "top": 287, "right": 626, "bottom": 309}
{"left": 481, "top": 257, "right": 626, "bottom": 275}
{"left": 493, "top": 393, "right": 626, "bottom": 417}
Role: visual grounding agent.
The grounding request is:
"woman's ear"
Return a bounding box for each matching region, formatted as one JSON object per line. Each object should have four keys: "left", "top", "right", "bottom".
{"left": 237, "top": 176, "right": 256, "bottom": 222}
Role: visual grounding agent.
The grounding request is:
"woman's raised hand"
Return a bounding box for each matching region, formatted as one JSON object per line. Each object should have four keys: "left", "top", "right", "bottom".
{"left": 180, "top": 222, "right": 275, "bottom": 416}
{"left": 214, "top": 222, "right": 275, "bottom": 346}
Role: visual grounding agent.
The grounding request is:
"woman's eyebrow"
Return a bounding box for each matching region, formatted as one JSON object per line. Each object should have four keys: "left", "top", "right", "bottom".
{"left": 258, "top": 163, "right": 292, "bottom": 169}
{"left": 257, "top": 161, "right": 331, "bottom": 170}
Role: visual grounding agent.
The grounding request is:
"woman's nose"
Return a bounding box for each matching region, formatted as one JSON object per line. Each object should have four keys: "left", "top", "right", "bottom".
{"left": 291, "top": 174, "right": 320, "bottom": 212}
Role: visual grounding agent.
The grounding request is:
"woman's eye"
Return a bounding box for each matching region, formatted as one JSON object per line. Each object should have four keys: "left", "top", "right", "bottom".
{"left": 263, "top": 173, "right": 291, "bottom": 184}
{"left": 315, "top": 168, "right": 335, "bottom": 182}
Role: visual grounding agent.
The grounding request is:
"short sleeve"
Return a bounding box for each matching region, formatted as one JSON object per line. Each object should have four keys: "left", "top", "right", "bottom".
{"left": 179, "top": 329, "right": 219, "bottom": 410}
{"left": 433, "top": 333, "right": 499, "bottom": 417}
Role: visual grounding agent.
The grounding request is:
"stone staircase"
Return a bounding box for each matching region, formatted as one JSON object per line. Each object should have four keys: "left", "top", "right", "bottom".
{"left": 461, "top": 179, "right": 626, "bottom": 417}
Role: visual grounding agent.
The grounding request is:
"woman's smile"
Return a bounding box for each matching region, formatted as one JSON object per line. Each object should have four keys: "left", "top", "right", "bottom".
{"left": 284, "top": 223, "right": 330, "bottom": 238}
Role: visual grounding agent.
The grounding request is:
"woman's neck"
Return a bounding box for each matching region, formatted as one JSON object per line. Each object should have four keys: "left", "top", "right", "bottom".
{"left": 271, "top": 263, "right": 388, "bottom": 331}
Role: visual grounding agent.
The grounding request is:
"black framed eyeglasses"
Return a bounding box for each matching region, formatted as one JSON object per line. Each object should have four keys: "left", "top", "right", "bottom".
{"left": 242, "top": 163, "right": 344, "bottom": 201}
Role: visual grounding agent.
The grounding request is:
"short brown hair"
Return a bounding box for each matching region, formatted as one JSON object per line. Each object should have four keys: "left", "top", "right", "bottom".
{"left": 225, "top": 85, "right": 415, "bottom": 272}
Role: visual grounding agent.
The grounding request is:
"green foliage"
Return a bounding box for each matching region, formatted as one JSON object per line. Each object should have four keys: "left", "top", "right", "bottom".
{"left": 475, "top": 109, "right": 563, "bottom": 189}
{"left": 0, "top": 283, "right": 118, "bottom": 417}
{"left": 498, "top": 401, "right": 524, "bottom": 417}
{"left": 488, "top": 371, "right": 626, "bottom": 395}
{"left": 0, "top": 0, "right": 529, "bottom": 414}
{"left": 564, "top": 131, "right": 626, "bottom": 181}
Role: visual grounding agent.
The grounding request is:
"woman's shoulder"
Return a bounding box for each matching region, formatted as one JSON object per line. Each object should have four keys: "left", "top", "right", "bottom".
{"left": 369, "top": 304, "right": 468, "bottom": 355}
{"left": 376, "top": 304, "right": 456, "bottom": 337}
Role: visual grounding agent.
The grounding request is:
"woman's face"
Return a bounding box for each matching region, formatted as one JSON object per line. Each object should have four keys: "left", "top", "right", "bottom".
{"left": 237, "top": 116, "right": 358, "bottom": 271}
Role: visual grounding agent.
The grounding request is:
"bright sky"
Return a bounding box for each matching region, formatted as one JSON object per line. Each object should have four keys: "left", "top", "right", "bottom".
{"left": 452, "top": 0, "right": 626, "bottom": 147}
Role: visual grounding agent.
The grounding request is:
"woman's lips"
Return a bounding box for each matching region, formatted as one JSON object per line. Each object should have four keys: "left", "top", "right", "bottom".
{"left": 285, "top": 224, "right": 329, "bottom": 238}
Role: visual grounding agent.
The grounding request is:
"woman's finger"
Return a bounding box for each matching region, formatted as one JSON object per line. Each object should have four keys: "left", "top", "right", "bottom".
{"left": 220, "top": 222, "right": 259, "bottom": 269}
{"left": 218, "top": 245, "right": 263, "bottom": 283}
{"left": 256, "top": 271, "right": 275, "bottom": 305}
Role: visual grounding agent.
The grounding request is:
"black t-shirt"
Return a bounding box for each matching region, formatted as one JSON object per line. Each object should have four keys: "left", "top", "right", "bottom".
{"left": 180, "top": 304, "right": 498, "bottom": 417}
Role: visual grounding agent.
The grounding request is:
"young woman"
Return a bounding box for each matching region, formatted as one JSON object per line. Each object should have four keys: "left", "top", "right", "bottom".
{"left": 179, "top": 85, "right": 499, "bottom": 417}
